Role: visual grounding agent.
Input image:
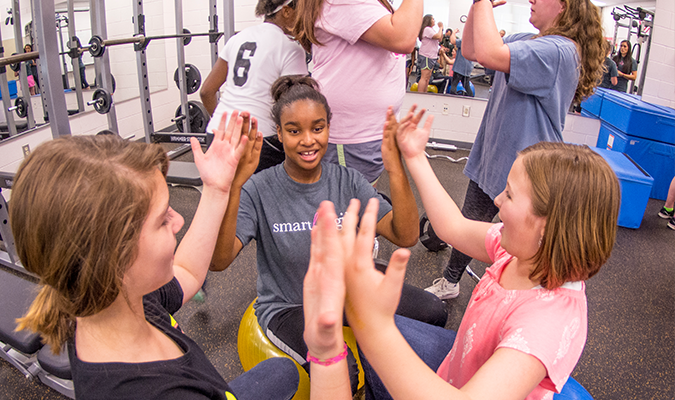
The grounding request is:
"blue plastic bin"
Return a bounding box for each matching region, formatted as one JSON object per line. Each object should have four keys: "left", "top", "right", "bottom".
{"left": 591, "top": 147, "right": 653, "bottom": 229}
{"left": 0, "top": 80, "right": 18, "bottom": 100}
{"left": 596, "top": 122, "right": 629, "bottom": 152}
{"left": 581, "top": 87, "right": 609, "bottom": 117}
{"left": 600, "top": 91, "right": 675, "bottom": 145}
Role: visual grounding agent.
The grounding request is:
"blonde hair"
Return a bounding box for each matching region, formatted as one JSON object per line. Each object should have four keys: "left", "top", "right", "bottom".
{"left": 12, "top": 135, "right": 168, "bottom": 354}
{"left": 519, "top": 142, "right": 620, "bottom": 289}
{"left": 542, "top": 0, "right": 605, "bottom": 102}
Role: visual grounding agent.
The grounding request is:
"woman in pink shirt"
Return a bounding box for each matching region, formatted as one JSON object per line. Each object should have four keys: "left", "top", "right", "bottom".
{"left": 293, "top": 0, "right": 422, "bottom": 183}
{"left": 417, "top": 14, "right": 443, "bottom": 93}
{"left": 302, "top": 108, "right": 620, "bottom": 399}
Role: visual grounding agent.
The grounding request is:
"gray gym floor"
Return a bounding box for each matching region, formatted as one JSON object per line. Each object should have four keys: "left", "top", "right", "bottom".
{"left": 1, "top": 147, "right": 673, "bottom": 400}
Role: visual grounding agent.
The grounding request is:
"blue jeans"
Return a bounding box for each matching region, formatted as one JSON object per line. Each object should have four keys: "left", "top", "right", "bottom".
{"left": 229, "top": 357, "right": 299, "bottom": 400}
{"left": 360, "top": 315, "right": 457, "bottom": 400}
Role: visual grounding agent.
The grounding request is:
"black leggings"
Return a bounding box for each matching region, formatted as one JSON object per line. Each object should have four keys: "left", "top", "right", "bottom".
{"left": 444, "top": 180, "right": 499, "bottom": 283}
{"left": 265, "top": 281, "right": 448, "bottom": 394}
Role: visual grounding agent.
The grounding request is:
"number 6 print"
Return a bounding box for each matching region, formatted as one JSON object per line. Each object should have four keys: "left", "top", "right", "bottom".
{"left": 233, "top": 42, "right": 257, "bottom": 87}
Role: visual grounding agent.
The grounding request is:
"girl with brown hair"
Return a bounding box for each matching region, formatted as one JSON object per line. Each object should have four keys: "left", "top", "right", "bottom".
{"left": 304, "top": 109, "right": 620, "bottom": 399}
{"left": 426, "top": 0, "right": 607, "bottom": 300}
{"left": 416, "top": 14, "right": 444, "bottom": 93}
{"left": 612, "top": 40, "right": 637, "bottom": 93}
{"left": 11, "top": 113, "right": 300, "bottom": 399}
{"left": 292, "top": 0, "right": 422, "bottom": 183}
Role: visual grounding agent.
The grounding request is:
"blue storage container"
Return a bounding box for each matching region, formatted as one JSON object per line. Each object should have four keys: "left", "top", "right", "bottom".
{"left": 621, "top": 137, "right": 675, "bottom": 201}
{"left": 600, "top": 91, "right": 675, "bottom": 145}
{"left": 0, "top": 80, "right": 18, "bottom": 100}
{"left": 581, "top": 87, "right": 609, "bottom": 117}
{"left": 591, "top": 147, "right": 654, "bottom": 229}
{"left": 596, "top": 122, "right": 629, "bottom": 152}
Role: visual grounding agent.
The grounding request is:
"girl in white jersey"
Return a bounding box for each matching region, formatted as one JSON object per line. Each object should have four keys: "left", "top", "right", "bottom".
{"left": 201, "top": 0, "right": 308, "bottom": 173}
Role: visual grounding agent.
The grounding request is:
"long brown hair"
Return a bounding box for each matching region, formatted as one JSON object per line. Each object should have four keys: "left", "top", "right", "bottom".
{"left": 418, "top": 14, "right": 433, "bottom": 41}
{"left": 12, "top": 135, "right": 168, "bottom": 354}
{"left": 612, "top": 40, "right": 633, "bottom": 74}
{"left": 293, "top": 0, "right": 394, "bottom": 53}
{"left": 542, "top": 0, "right": 605, "bottom": 103}
{"left": 520, "top": 142, "right": 620, "bottom": 289}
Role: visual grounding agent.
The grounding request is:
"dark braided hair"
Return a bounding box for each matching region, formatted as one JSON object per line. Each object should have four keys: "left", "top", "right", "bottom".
{"left": 270, "top": 75, "right": 332, "bottom": 127}
{"left": 255, "top": 0, "right": 295, "bottom": 18}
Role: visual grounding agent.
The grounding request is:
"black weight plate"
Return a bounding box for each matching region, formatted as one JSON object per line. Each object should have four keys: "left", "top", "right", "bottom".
{"left": 14, "top": 97, "right": 27, "bottom": 118}
{"left": 183, "top": 28, "right": 192, "bottom": 46}
{"left": 94, "top": 74, "right": 116, "bottom": 93}
{"left": 92, "top": 88, "right": 112, "bottom": 114}
{"left": 88, "top": 35, "right": 105, "bottom": 57}
{"left": 9, "top": 53, "right": 21, "bottom": 72}
{"left": 174, "top": 101, "right": 209, "bottom": 133}
{"left": 173, "top": 64, "right": 201, "bottom": 94}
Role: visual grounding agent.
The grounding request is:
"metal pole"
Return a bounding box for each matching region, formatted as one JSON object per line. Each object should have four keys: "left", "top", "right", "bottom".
{"left": 33, "top": 0, "right": 71, "bottom": 137}
{"left": 0, "top": 25, "right": 17, "bottom": 137}
{"left": 133, "top": 0, "right": 155, "bottom": 142}
{"left": 175, "top": 0, "right": 189, "bottom": 133}
{"left": 209, "top": 0, "right": 219, "bottom": 66}
{"left": 56, "top": 17, "right": 69, "bottom": 89}
{"left": 12, "top": 0, "right": 35, "bottom": 129}
{"left": 68, "top": 0, "right": 85, "bottom": 112}
{"left": 222, "top": 0, "right": 235, "bottom": 41}
{"left": 89, "top": 0, "right": 119, "bottom": 133}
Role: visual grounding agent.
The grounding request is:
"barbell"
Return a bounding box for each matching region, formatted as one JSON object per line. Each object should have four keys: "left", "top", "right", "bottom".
{"left": 0, "top": 29, "right": 224, "bottom": 70}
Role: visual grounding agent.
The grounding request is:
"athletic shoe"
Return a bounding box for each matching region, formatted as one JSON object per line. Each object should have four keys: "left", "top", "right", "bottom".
{"left": 658, "top": 207, "right": 674, "bottom": 219}
{"left": 668, "top": 217, "right": 675, "bottom": 231}
{"left": 425, "top": 277, "right": 460, "bottom": 300}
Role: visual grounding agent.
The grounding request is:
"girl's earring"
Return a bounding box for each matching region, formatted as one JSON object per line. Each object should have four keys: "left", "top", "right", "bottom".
{"left": 538, "top": 237, "right": 543, "bottom": 247}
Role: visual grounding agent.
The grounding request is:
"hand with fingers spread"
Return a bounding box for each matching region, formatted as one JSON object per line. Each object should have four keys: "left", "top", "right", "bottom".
{"left": 342, "top": 198, "right": 411, "bottom": 333}
{"left": 232, "top": 112, "right": 263, "bottom": 188}
{"left": 190, "top": 111, "right": 249, "bottom": 194}
{"left": 394, "top": 105, "right": 435, "bottom": 161}
{"left": 303, "top": 201, "right": 346, "bottom": 361}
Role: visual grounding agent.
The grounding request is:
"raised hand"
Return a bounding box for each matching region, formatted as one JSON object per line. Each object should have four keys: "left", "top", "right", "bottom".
{"left": 381, "top": 107, "right": 403, "bottom": 174}
{"left": 343, "top": 198, "right": 411, "bottom": 333}
{"left": 191, "top": 111, "right": 249, "bottom": 194}
{"left": 303, "top": 201, "right": 346, "bottom": 360}
{"left": 395, "top": 105, "right": 435, "bottom": 160}
{"left": 232, "top": 112, "right": 263, "bottom": 188}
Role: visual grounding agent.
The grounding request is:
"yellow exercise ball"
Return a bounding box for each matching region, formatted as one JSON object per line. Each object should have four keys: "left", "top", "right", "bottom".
{"left": 410, "top": 82, "right": 438, "bottom": 93}
{"left": 237, "top": 299, "right": 364, "bottom": 400}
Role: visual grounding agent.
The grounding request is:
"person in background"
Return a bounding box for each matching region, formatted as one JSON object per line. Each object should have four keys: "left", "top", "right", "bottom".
{"left": 657, "top": 176, "right": 675, "bottom": 230}
{"left": 448, "top": 31, "right": 474, "bottom": 97}
{"left": 425, "top": 0, "right": 605, "bottom": 299}
{"left": 201, "top": 0, "right": 308, "bottom": 173}
{"left": 499, "top": 29, "right": 506, "bottom": 37}
{"left": 293, "top": 0, "right": 423, "bottom": 184}
{"left": 24, "top": 44, "right": 39, "bottom": 91}
{"left": 417, "top": 15, "right": 443, "bottom": 94}
{"left": 599, "top": 39, "right": 618, "bottom": 89}
{"left": 440, "top": 28, "right": 455, "bottom": 55}
{"left": 611, "top": 39, "right": 637, "bottom": 93}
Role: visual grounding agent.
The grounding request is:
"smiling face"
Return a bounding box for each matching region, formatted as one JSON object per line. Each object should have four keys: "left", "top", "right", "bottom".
{"left": 528, "top": 0, "right": 565, "bottom": 32}
{"left": 620, "top": 41, "right": 629, "bottom": 57}
{"left": 123, "top": 170, "right": 184, "bottom": 295}
{"left": 494, "top": 157, "right": 547, "bottom": 262}
{"left": 277, "top": 99, "right": 329, "bottom": 183}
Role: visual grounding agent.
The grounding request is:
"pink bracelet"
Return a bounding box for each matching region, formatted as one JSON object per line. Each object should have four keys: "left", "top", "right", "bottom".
{"left": 306, "top": 343, "right": 348, "bottom": 366}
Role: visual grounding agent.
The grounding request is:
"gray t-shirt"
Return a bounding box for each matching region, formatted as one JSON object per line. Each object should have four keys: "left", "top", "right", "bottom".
{"left": 613, "top": 57, "right": 637, "bottom": 93}
{"left": 600, "top": 57, "right": 618, "bottom": 89}
{"left": 452, "top": 39, "right": 474, "bottom": 77}
{"left": 236, "top": 162, "right": 392, "bottom": 332}
{"left": 464, "top": 33, "right": 579, "bottom": 199}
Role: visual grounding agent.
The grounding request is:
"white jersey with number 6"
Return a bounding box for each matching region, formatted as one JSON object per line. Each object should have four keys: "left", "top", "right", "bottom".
{"left": 207, "top": 22, "right": 308, "bottom": 137}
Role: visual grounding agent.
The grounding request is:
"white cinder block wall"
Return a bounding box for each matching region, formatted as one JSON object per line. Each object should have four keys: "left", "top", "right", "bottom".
{"left": 641, "top": 0, "right": 675, "bottom": 109}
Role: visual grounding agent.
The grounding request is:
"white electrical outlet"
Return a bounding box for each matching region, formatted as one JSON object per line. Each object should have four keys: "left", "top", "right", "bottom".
{"left": 442, "top": 104, "right": 449, "bottom": 115}
{"left": 462, "top": 105, "right": 470, "bottom": 117}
